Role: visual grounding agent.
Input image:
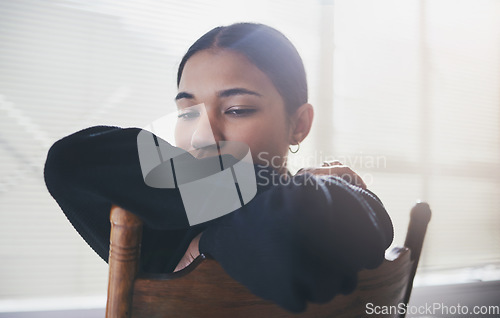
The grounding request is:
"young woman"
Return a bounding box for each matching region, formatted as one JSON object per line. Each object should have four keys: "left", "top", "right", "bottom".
{"left": 44, "top": 23, "right": 393, "bottom": 313}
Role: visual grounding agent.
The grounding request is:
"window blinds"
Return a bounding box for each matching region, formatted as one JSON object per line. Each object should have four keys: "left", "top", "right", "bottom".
{"left": 0, "top": 0, "right": 320, "bottom": 299}
{"left": 1, "top": 0, "right": 499, "bottom": 303}
{"left": 329, "top": 0, "right": 500, "bottom": 272}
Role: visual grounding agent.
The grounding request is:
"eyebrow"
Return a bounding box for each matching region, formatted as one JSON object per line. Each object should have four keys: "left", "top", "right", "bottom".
{"left": 217, "top": 87, "right": 262, "bottom": 98}
{"left": 175, "top": 87, "right": 262, "bottom": 101}
{"left": 175, "top": 92, "right": 194, "bottom": 100}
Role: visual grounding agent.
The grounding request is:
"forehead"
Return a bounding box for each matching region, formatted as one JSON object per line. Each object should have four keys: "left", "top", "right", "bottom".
{"left": 178, "top": 49, "right": 277, "bottom": 96}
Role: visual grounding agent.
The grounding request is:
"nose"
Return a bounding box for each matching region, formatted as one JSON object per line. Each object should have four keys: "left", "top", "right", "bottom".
{"left": 190, "top": 108, "right": 220, "bottom": 150}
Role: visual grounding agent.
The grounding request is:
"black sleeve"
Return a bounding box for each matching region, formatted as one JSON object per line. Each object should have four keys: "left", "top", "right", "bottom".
{"left": 44, "top": 125, "right": 194, "bottom": 272}
{"left": 198, "top": 171, "right": 393, "bottom": 313}
{"left": 44, "top": 125, "right": 393, "bottom": 312}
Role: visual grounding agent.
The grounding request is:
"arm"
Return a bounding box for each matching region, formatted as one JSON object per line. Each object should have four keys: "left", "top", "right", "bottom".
{"left": 174, "top": 162, "right": 375, "bottom": 272}
{"left": 197, "top": 172, "right": 393, "bottom": 313}
{"left": 45, "top": 126, "right": 393, "bottom": 309}
{"left": 44, "top": 126, "right": 191, "bottom": 270}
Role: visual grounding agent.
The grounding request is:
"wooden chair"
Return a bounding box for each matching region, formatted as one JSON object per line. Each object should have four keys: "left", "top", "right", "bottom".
{"left": 105, "top": 202, "right": 431, "bottom": 318}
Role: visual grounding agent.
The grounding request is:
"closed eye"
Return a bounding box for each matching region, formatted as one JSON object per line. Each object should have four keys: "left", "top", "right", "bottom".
{"left": 177, "top": 110, "right": 200, "bottom": 120}
{"left": 224, "top": 107, "right": 257, "bottom": 117}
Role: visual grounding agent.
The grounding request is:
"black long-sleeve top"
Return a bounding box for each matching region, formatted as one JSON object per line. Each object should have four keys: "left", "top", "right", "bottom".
{"left": 44, "top": 125, "right": 393, "bottom": 313}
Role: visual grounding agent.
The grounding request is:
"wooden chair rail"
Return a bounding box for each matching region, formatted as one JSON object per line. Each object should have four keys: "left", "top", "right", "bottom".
{"left": 106, "top": 202, "right": 431, "bottom": 318}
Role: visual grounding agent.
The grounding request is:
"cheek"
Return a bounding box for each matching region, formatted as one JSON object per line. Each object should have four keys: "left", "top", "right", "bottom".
{"left": 174, "top": 122, "right": 192, "bottom": 150}
{"left": 230, "top": 123, "right": 289, "bottom": 159}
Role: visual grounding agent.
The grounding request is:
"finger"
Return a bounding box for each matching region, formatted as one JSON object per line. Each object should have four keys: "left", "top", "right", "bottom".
{"left": 295, "top": 168, "right": 305, "bottom": 175}
{"left": 319, "top": 166, "right": 367, "bottom": 189}
{"left": 295, "top": 166, "right": 367, "bottom": 189}
{"left": 322, "top": 160, "right": 342, "bottom": 167}
{"left": 297, "top": 166, "right": 346, "bottom": 176}
{"left": 333, "top": 167, "right": 367, "bottom": 189}
{"left": 298, "top": 167, "right": 331, "bottom": 175}
{"left": 295, "top": 167, "right": 315, "bottom": 175}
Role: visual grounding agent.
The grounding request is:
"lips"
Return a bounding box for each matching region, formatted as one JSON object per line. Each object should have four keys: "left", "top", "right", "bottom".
{"left": 136, "top": 128, "right": 257, "bottom": 226}
{"left": 187, "top": 144, "right": 220, "bottom": 159}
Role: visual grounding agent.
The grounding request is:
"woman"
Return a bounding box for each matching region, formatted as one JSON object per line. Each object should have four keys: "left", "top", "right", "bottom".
{"left": 44, "top": 23, "right": 393, "bottom": 313}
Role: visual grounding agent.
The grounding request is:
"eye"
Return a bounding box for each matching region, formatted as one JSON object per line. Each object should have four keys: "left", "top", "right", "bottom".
{"left": 177, "top": 110, "right": 200, "bottom": 120}
{"left": 224, "top": 106, "right": 257, "bottom": 117}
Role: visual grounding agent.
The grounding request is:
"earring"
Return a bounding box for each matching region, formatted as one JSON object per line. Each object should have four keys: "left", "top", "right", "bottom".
{"left": 289, "top": 142, "right": 300, "bottom": 154}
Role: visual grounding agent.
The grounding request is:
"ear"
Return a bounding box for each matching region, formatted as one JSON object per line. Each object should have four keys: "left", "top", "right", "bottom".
{"left": 289, "top": 103, "right": 314, "bottom": 145}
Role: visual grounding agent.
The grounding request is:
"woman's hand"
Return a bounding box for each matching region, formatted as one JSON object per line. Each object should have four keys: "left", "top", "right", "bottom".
{"left": 174, "top": 232, "right": 202, "bottom": 272}
{"left": 296, "top": 160, "right": 367, "bottom": 189}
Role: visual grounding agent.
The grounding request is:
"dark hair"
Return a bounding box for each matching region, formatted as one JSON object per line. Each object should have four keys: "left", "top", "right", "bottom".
{"left": 177, "top": 23, "right": 308, "bottom": 115}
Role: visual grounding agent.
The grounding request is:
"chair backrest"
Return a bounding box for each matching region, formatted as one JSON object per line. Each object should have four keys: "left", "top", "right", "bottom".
{"left": 105, "top": 202, "right": 431, "bottom": 318}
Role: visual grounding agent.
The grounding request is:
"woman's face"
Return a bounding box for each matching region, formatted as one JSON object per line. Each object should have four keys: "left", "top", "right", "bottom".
{"left": 175, "top": 49, "right": 291, "bottom": 172}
